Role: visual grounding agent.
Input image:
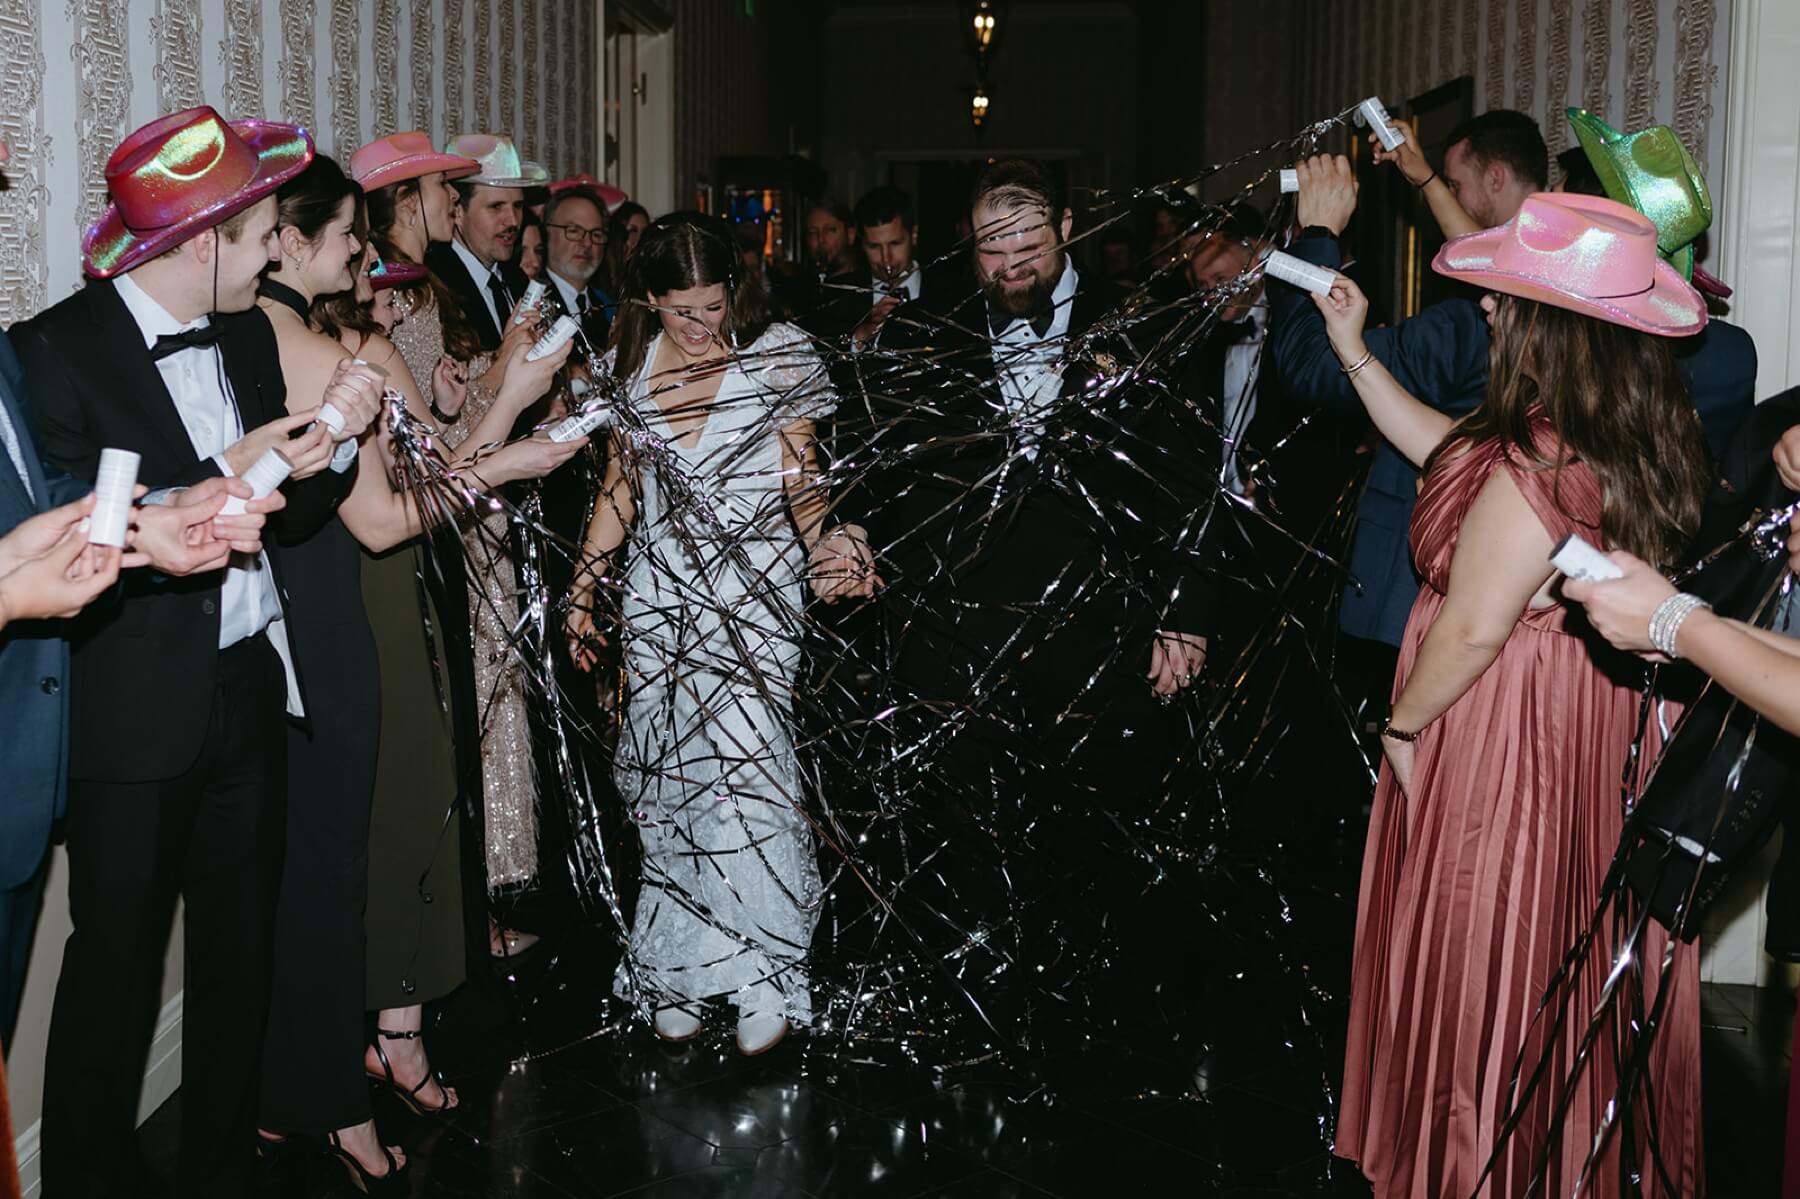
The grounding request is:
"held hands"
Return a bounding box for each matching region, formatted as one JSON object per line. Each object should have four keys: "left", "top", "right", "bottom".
{"left": 223, "top": 410, "right": 335, "bottom": 480}
{"left": 1148, "top": 630, "right": 1207, "bottom": 698}
{"left": 1309, "top": 273, "right": 1369, "bottom": 362}
{"left": 1294, "top": 155, "right": 1359, "bottom": 237}
{"left": 564, "top": 580, "right": 606, "bottom": 673}
{"left": 1369, "top": 118, "right": 1432, "bottom": 186}
{"left": 1561, "top": 550, "right": 1681, "bottom": 659}
{"left": 807, "top": 525, "right": 883, "bottom": 603}
{"left": 321, "top": 358, "right": 386, "bottom": 440}
{"left": 0, "top": 494, "right": 121, "bottom": 627}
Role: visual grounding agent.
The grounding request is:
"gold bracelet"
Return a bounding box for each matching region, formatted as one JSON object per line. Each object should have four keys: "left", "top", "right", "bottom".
{"left": 1340, "top": 349, "right": 1375, "bottom": 377}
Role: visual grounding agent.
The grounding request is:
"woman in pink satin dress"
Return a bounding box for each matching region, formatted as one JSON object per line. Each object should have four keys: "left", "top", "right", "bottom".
{"left": 1312, "top": 193, "right": 1715, "bottom": 1197}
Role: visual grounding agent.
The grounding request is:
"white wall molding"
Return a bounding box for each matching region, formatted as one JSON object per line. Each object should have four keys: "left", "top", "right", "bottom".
{"left": 14, "top": 990, "right": 182, "bottom": 1198}
{"left": 1717, "top": 0, "right": 1800, "bottom": 399}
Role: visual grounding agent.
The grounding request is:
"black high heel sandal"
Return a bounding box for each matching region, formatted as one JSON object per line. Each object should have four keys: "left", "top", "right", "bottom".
{"left": 325, "top": 1130, "right": 407, "bottom": 1195}
{"left": 365, "top": 1027, "right": 458, "bottom": 1116}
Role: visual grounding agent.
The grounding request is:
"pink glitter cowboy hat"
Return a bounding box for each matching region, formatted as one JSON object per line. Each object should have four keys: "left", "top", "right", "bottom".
{"left": 1432, "top": 192, "right": 1706, "bottom": 337}
{"left": 368, "top": 254, "right": 430, "bottom": 290}
{"left": 548, "top": 172, "right": 631, "bottom": 210}
{"left": 83, "top": 106, "right": 313, "bottom": 279}
{"left": 349, "top": 131, "right": 480, "bottom": 193}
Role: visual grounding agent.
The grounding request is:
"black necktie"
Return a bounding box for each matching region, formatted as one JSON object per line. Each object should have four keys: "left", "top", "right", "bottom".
{"left": 149, "top": 326, "right": 224, "bottom": 362}
{"left": 576, "top": 291, "right": 590, "bottom": 317}
{"left": 486, "top": 270, "right": 513, "bottom": 329}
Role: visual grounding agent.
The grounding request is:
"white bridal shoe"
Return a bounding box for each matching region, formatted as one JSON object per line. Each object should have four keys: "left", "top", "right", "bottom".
{"left": 735, "top": 1011, "right": 790, "bottom": 1056}
{"left": 653, "top": 1005, "right": 703, "bottom": 1043}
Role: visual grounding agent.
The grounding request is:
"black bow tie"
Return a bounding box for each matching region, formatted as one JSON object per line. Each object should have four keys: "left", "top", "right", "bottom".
{"left": 991, "top": 308, "right": 1056, "bottom": 340}
{"left": 1212, "top": 317, "right": 1257, "bottom": 343}
{"left": 148, "top": 326, "right": 223, "bottom": 362}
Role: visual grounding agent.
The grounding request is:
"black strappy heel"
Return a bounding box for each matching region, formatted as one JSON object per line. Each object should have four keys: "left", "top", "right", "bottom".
{"left": 325, "top": 1130, "right": 407, "bottom": 1195}
{"left": 365, "top": 1027, "right": 458, "bottom": 1115}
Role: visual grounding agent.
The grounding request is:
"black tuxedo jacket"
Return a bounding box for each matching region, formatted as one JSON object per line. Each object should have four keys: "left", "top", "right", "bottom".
{"left": 538, "top": 274, "right": 613, "bottom": 358}
{"left": 832, "top": 274, "right": 1219, "bottom": 666}
{"left": 800, "top": 262, "right": 960, "bottom": 342}
{"left": 10, "top": 279, "right": 352, "bottom": 782}
{"left": 426, "top": 240, "right": 530, "bottom": 352}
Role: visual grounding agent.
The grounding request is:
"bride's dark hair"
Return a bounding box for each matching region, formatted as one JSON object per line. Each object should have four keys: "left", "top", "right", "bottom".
{"left": 609, "top": 211, "right": 772, "bottom": 383}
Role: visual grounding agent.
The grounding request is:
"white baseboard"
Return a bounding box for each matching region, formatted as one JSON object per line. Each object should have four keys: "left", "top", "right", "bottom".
{"left": 14, "top": 990, "right": 182, "bottom": 1198}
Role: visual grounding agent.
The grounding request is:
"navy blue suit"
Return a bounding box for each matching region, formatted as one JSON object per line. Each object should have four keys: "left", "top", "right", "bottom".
{"left": 0, "top": 330, "right": 88, "bottom": 1042}
{"left": 1269, "top": 233, "right": 1758, "bottom": 648}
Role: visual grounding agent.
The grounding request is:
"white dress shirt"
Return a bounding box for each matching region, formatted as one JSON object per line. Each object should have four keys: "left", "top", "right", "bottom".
{"left": 546, "top": 268, "right": 590, "bottom": 319}
{"left": 0, "top": 397, "right": 34, "bottom": 501}
{"left": 452, "top": 235, "right": 511, "bottom": 332}
{"left": 871, "top": 265, "right": 922, "bottom": 305}
{"left": 1219, "top": 304, "right": 1266, "bottom": 495}
{"left": 114, "top": 274, "right": 303, "bottom": 715}
{"left": 989, "top": 259, "right": 1079, "bottom": 461}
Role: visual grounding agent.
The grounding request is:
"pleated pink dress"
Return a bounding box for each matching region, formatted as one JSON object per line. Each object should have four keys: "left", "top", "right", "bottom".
{"left": 1335, "top": 421, "right": 1704, "bottom": 1198}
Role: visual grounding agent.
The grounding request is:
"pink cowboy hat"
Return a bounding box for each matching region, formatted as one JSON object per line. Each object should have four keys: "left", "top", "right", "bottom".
{"left": 83, "top": 106, "right": 313, "bottom": 278}
{"left": 548, "top": 172, "right": 630, "bottom": 211}
{"left": 368, "top": 254, "right": 429, "bottom": 290}
{"left": 349, "top": 131, "right": 480, "bottom": 193}
{"left": 1432, "top": 192, "right": 1705, "bottom": 337}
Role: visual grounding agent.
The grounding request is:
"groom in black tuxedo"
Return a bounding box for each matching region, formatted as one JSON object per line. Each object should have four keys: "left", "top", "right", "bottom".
{"left": 819, "top": 159, "right": 1218, "bottom": 1044}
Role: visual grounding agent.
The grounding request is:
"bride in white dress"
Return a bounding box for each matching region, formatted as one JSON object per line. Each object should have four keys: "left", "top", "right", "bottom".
{"left": 565, "top": 213, "right": 880, "bottom": 1055}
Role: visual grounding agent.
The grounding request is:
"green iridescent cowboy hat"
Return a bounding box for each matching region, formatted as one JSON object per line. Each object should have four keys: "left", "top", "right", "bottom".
{"left": 1566, "top": 107, "right": 1731, "bottom": 298}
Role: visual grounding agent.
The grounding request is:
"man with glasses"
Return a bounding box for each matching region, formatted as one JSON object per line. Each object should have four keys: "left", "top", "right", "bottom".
{"left": 542, "top": 186, "right": 614, "bottom": 350}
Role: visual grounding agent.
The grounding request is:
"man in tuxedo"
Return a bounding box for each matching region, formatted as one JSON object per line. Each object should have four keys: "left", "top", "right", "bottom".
{"left": 540, "top": 185, "right": 614, "bottom": 350}
{"left": 828, "top": 184, "right": 953, "bottom": 346}
{"left": 0, "top": 322, "right": 255, "bottom": 1049}
{"left": 785, "top": 200, "right": 858, "bottom": 331}
{"left": 822, "top": 159, "right": 1216, "bottom": 1043}
{"left": 1178, "top": 207, "right": 1267, "bottom": 498}
{"left": 9, "top": 108, "right": 379, "bottom": 1198}
{"left": 427, "top": 133, "right": 546, "bottom": 351}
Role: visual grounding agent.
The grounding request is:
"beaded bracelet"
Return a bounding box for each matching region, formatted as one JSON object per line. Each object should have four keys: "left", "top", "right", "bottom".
{"left": 1648, "top": 592, "right": 1710, "bottom": 659}
{"left": 1379, "top": 718, "right": 1420, "bottom": 743}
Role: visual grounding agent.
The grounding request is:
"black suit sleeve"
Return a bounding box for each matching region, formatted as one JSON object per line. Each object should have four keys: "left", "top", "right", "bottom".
{"left": 11, "top": 321, "right": 101, "bottom": 484}
{"left": 1135, "top": 386, "right": 1220, "bottom": 639}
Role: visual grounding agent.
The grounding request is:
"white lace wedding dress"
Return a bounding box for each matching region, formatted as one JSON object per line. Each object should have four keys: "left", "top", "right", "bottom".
{"left": 607, "top": 321, "right": 830, "bottom": 1023}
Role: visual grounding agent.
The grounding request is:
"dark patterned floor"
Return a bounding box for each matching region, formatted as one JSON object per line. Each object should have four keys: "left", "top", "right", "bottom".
{"left": 133, "top": 865, "right": 1790, "bottom": 1198}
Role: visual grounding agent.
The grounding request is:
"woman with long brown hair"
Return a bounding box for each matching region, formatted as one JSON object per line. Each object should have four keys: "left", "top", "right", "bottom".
{"left": 1317, "top": 194, "right": 1711, "bottom": 1196}
{"left": 564, "top": 213, "right": 864, "bottom": 1055}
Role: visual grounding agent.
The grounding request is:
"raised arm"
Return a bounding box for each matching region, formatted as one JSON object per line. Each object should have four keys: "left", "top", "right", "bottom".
{"left": 1369, "top": 124, "right": 1480, "bottom": 240}
{"left": 1268, "top": 156, "right": 1490, "bottom": 425}
{"left": 1309, "top": 273, "right": 1456, "bottom": 468}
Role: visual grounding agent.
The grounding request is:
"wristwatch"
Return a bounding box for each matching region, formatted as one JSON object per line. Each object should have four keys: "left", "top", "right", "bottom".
{"left": 1298, "top": 225, "right": 1339, "bottom": 242}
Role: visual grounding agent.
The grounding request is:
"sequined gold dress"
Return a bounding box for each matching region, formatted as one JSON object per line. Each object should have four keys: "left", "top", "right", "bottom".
{"left": 390, "top": 288, "right": 540, "bottom": 891}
